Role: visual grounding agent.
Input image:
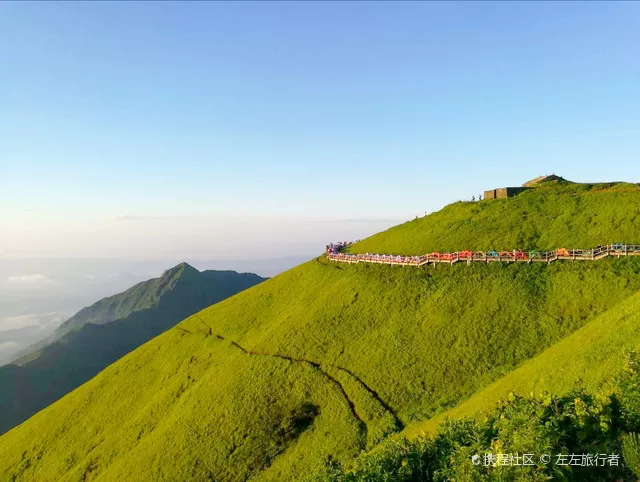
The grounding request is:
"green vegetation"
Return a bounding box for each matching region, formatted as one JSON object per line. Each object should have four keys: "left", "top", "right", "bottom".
{"left": 0, "top": 264, "right": 264, "bottom": 435}
{"left": 405, "top": 289, "right": 640, "bottom": 437}
{"left": 350, "top": 181, "right": 640, "bottom": 255}
{"left": 622, "top": 433, "right": 640, "bottom": 479}
{"left": 2, "top": 180, "right": 640, "bottom": 480}
{"left": 327, "top": 288, "right": 640, "bottom": 479}
{"left": 320, "top": 353, "right": 640, "bottom": 481}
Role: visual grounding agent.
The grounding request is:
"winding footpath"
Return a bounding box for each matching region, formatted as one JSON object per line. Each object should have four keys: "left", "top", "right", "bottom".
{"left": 189, "top": 315, "right": 404, "bottom": 451}
{"left": 326, "top": 243, "right": 640, "bottom": 267}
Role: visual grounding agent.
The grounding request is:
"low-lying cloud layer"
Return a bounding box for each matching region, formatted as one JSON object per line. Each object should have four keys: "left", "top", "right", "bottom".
{"left": 0, "top": 312, "right": 65, "bottom": 332}
{"left": 6, "top": 274, "right": 48, "bottom": 283}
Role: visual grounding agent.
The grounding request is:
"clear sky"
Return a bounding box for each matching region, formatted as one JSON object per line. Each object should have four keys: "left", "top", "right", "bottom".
{"left": 1, "top": 1, "right": 639, "bottom": 260}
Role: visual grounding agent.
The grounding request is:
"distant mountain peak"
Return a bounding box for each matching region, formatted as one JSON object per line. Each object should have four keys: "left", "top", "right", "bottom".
{"left": 161, "top": 262, "right": 200, "bottom": 280}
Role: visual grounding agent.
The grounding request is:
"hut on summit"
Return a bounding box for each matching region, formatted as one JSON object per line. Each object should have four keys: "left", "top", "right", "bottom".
{"left": 483, "top": 186, "right": 529, "bottom": 200}
{"left": 484, "top": 174, "right": 564, "bottom": 200}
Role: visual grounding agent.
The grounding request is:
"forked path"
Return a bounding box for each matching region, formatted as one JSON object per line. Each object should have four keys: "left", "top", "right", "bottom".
{"left": 326, "top": 243, "right": 640, "bottom": 267}
{"left": 185, "top": 315, "right": 405, "bottom": 451}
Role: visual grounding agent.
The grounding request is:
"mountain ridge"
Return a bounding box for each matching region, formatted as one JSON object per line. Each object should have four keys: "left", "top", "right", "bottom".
{"left": 16, "top": 261, "right": 262, "bottom": 363}
{"left": 51, "top": 261, "right": 204, "bottom": 339}
{"left": 0, "top": 264, "right": 265, "bottom": 435}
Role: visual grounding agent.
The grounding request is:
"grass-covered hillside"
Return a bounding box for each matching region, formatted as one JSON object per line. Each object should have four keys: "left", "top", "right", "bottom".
{"left": 350, "top": 180, "right": 640, "bottom": 255}
{"left": 0, "top": 264, "right": 265, "bottom": 436}
{"left": 322, "top": 290, "right": 640, "bottom": 480}
{"left": 2, "top": 180, "right": 640, "bottom": 481}
{"left": 405, "top": 288, "right": 640, "bottom": 437}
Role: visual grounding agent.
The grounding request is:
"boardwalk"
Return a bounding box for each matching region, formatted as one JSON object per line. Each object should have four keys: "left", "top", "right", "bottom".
{"left": 326, "top": 243, "right": 640, "bottom": 267}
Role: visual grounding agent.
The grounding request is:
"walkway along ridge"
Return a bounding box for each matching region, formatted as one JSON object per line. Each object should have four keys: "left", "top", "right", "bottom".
{"left": 325, "top": 243, "right": 640, "bottom": 267}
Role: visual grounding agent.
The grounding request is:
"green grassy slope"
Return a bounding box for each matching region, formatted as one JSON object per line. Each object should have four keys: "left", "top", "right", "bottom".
{"left": 2, "top": 181, "right": 640, "bottom": 481}
{"left": 0, "top": 265, "right": 265, "bottom": 436}
{"left": 404, "top": 288, "right": 640, "bottom": 438}
{"left": 350, "top": 181, "right": 640, "bottom": 255}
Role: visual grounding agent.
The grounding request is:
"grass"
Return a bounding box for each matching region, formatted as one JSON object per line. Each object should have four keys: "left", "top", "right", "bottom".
{"left": 403, "top": 289, "right": 640, "bottom": 438}
{"left": 350, "top": 181, "right": 640, "bottom": 255}
{"left": 2, "top": 180, "right": 640, "bottom": 480}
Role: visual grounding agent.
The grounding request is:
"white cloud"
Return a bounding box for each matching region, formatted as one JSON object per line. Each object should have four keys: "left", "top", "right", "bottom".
{"left": 0, "top": 312, "right": 61, "bottom": 331}
{"left": 7, "top": 274, "right": 48, "bottom": 283}
{"left": 0, "top": 341, "right": 19, "bottom": 350}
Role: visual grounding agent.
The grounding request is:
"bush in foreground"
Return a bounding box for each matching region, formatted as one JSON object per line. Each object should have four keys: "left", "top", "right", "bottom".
{"left": 320, "top": 353, "right": 640, "bottom": 481}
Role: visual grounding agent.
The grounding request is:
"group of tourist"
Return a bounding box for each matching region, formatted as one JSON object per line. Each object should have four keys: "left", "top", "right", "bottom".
{"left": 325, "top": 241, "right": 352, "bottom": 255}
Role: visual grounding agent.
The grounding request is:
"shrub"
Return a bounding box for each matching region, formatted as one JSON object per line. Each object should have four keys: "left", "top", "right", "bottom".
{"left": 321, "top": 353, "right": 640, "bottom": 481}
{"left": 622, "top": 433, "right": 640, "bottom": 479}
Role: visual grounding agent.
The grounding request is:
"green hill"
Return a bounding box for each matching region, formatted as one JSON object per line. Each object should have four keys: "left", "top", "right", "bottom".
{"left": 0, "top": 264, "right": 265, "bottom": 435}
{"left": 405, "top": 288, "right": 640, "bottom": 438}
{"left": 2, "top": 180, "right": 640, "bottom": 481}
{"left": 350, "top": 180, "right": 640, "bottom": 255}
{"left": 322, "top": 289, "right": 640, "bottom": 480}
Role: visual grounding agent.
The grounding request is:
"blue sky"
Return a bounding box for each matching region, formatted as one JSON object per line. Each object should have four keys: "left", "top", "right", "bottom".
{"left": 1, "top": 2, "right": 639, "bottom": 259}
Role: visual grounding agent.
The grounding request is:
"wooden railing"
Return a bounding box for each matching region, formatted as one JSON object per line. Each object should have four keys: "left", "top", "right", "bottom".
{"left": 325, "top": 244, "right": 640, "bottom": 267}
